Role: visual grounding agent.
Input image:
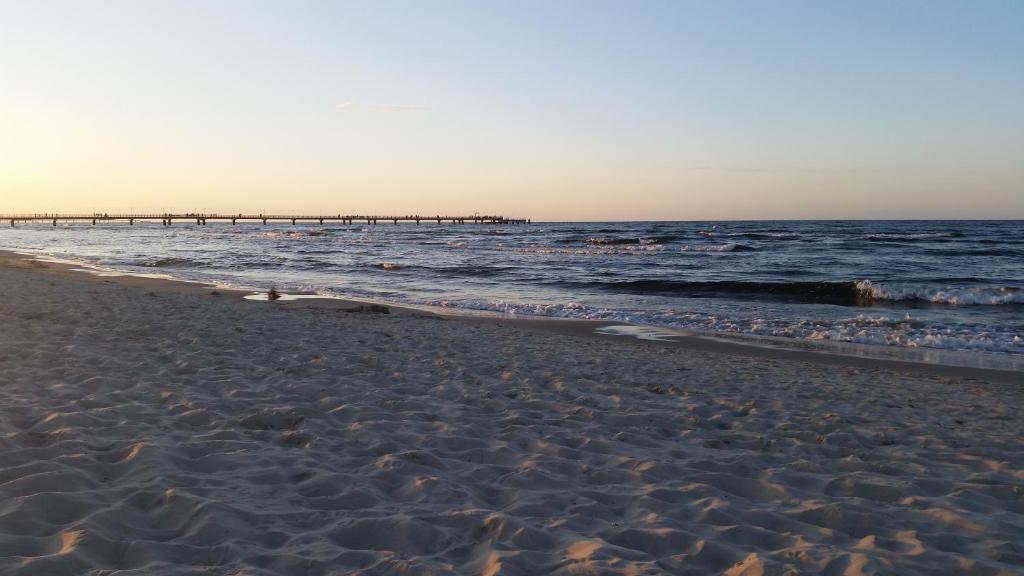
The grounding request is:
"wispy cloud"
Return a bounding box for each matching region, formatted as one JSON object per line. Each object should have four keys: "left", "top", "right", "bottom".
{"left": 335, "top": 101, "right": 354, "bottom": 109}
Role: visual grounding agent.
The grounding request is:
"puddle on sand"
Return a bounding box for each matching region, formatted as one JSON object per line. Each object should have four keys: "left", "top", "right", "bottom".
{"left": 598, "top": 322, "right": 1024, "bottom": 373}
{"left": 595, "top": 325, "right": 683, "bottom": 342}
{"left": 69, "top": 268, "right": 175, "bottom": 280}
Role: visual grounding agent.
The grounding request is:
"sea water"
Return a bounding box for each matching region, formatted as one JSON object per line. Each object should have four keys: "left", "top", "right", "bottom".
{"left": 3, "top": 220, "right": 1022, "bottom": 363}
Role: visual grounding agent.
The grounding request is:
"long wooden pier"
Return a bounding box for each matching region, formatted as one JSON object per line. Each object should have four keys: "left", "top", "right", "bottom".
{"left": 1, "top": 213, "right": 530, "bottom": 226}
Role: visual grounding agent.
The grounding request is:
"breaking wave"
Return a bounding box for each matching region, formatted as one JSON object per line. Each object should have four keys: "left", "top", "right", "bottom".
{"left": 574, "top": 279, "right": 1023, "bottom": 307}
{"left": 680, "top": 243, "right": 755, "bottom": 252}
{"left": 585, "top": 235, "right": 680, "bottom": 246}
{"left": 854, "top": 280, "right": 1024, "bottom": 306}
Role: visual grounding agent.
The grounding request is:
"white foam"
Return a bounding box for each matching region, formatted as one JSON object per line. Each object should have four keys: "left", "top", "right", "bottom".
{"left": 680, "top": 243, "right": 745, "bottom": 252}
{"left": 856, "top": 280, "right": 1024, "bottom": 305}
{"left": 511, "top": 244, "right": 666, "bottom": 256}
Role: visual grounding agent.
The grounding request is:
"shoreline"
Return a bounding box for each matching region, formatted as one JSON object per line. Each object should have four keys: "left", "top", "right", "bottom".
{"left": 2, "top": 249, "right": 1020, "bottom": 384}
{"left": 2, "top": 219, "right": 1021, "bottom": 366}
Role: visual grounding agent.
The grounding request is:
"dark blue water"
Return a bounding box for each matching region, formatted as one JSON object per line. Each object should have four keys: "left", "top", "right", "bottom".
{"left": 3, "top": 220, "right": 1022, "bottom": 358}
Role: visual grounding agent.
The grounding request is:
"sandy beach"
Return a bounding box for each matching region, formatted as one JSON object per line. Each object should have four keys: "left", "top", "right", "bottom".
{"left": 0, "top": 252, "right": 1021, "bottom": 575}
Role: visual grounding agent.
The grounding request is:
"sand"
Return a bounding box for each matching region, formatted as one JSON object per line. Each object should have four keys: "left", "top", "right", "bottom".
{"left": 0, "top": 253, "right": 1021, "bottom": 575}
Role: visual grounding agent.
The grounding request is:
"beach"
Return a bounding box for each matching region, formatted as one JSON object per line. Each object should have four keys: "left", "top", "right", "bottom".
{"left": 0, "top": 252, "right": 1022, "bottom": 575}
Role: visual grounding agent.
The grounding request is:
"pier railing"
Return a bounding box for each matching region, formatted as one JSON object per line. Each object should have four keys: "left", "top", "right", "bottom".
{"left": 1, "top": 213, "right": 530, "bottom": 226}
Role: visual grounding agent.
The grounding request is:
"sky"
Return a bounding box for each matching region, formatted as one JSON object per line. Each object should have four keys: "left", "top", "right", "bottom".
{"left": 1, "top": 1, "right": 1021, "bottom": 221}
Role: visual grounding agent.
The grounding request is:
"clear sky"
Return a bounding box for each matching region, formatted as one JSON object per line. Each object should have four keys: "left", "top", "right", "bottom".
{"left": 1, "top": 1, "right": 1021, "bottom": 220}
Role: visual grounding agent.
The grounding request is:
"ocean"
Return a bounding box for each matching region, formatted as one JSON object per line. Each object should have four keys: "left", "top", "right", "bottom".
{"left": 3, "top": 219, "right": 1022, "bottom": 366}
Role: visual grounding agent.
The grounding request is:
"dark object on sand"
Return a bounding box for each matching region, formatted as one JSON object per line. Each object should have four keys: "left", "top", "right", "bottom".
{"left": 210, "top": 290, "right": 221, "bottom": 296}
{"left": 268, "top": 288, "right": 281, "bottom": 300}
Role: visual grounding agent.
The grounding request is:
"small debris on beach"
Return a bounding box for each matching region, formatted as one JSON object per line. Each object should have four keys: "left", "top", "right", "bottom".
{"left": 268, "top": 287, "right": 281, "bottom": 301}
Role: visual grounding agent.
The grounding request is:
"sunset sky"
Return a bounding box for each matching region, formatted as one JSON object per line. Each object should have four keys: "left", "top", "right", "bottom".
{"left": 1, "top": 0, "right": 1021, "bottom": 220}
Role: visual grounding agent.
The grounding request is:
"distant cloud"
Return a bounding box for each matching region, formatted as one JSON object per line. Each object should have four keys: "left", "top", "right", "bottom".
{"left": 335, "top": 101, "right": 354, "bottom": 109}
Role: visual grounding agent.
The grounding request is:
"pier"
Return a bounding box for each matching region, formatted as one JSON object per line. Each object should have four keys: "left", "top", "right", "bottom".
{"left": 1, "top": 213, "right": 530, "bottom": 227}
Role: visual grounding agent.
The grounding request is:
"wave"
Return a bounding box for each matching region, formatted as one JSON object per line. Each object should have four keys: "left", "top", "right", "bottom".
{"left": 510, "top": 245, "right": 667, "bottom": 256}
{"left": 365, "top": 262, "right": 517, "bottom": 277}
{"left": 571, "top": 279, "right": 1023, "bottom": 307}
{"left": 864, "top": 232, "right": 963, "bottom": 242}
{"left": 680, "top": 243, "right": 755, "bottom": 252}
{"left": 976, "top": 238, "right": 1024, "bottom": 245}
{"left": 584, "top": 280, "right": 867, "bottom": 303}
{"left": 436, "top": 265, "right": 518, "bottom": 277}
{"left": 138, "top": 257, "right": 205, "bottom": 268}
{"left": 259, "top": 230, "right": 310, "bottom": 239}
{"left": 854, "top": 280, "right": 1024, "bottom": 306}
{"left": 585, "top": 235, "right": 680, "bottom": 246}
{"left": 923, "top": 248, "right": 1023, "bottom": 257}
{"left": 586, "top": 237, "right": 639, "bottom": 245}
{"left": 725, "top": 232, "right": 801, "bottom": 240}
